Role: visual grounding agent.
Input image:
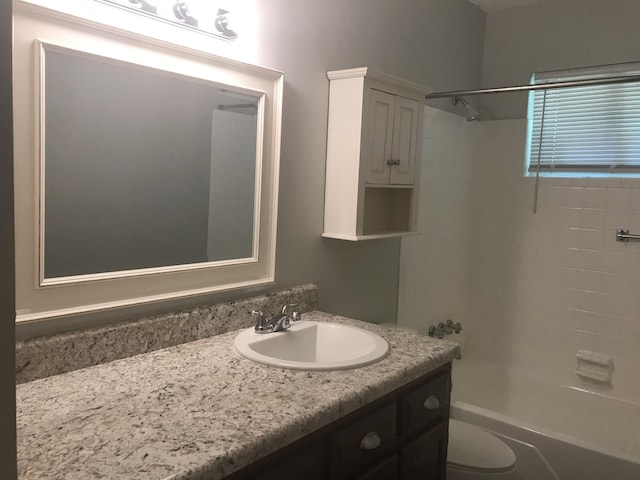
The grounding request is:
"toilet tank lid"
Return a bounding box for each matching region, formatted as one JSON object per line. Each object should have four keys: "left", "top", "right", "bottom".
{"left": 448, "top": 419, "right": 516, "bottom": 472}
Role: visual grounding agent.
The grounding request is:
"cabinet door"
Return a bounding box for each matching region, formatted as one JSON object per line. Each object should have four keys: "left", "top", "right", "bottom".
{"left": 399, "top": 421, "right": 448, "bottom": 480}
{"left": 400, "top": 373, "right": 450, "bottom": 437}
{"left": 389, "top": 96, "right": 419, "bottom": 185}
{"left": 251, "top": 439, "right": 325, "bottom": 480}
{"left": 357, "top": 455, "right": 398, "bottom": 480}
{"left": 365, "top": 89, "right": 395, "bottom": 184}
{"left": 330, "top": 402, "right": 397, "bottom": 479}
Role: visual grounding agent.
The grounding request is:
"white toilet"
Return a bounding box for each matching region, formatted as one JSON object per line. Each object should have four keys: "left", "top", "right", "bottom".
{"left": 447, "top": 419, "right": 517, "bottom": 479}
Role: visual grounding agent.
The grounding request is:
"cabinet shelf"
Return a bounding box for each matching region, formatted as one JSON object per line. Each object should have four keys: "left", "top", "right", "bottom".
{"left": 322, "top": 231, "right": 420, "bottom": 241}
{"left": 363, "top": 183, "right": 415, "bottom": 189}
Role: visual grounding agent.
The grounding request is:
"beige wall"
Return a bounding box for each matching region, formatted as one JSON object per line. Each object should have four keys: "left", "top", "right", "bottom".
{"left": 1, "top": 0, "right": 17, "bottom": 475}
{"left": 18, "top": 0, "right": 486, "bottom": 338}
{"left": 254, "top": 0, "right": 485, "bottom": 324}
{"left": 481, "top": 0, "right": 640, "bottom": 119}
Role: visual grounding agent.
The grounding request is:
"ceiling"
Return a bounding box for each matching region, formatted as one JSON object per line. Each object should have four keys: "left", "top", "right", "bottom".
{"left": 467, "top": 0, "right": 556, "bottom": 13}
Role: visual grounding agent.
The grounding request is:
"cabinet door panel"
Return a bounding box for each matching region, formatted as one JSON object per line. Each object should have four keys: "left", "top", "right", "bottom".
{"left": 330, "top": 402, "right": 397, "bottom": 479}
{"left": 252, "top": 439, "right": 325, "bottom": 480}
{"left": 399, "top": 420, "right": 448, "bottom": 480}
{"left": 390, "top": 96, "right": 419, "bottom": 185}
{"left": 357, "top": 455, "right": 398, "bottom": 480}
{"left": 400, "top": 372, "right": 450, "bottom": 436}
{"left": 365, "top": 89, "right": 395, "bottom": 184}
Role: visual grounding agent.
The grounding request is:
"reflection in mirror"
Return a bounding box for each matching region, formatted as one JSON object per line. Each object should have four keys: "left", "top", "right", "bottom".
{"left": 43, "top": 46, "right": 260, "bottom": 279}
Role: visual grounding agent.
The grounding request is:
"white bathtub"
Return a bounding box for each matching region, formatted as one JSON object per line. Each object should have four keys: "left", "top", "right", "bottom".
{"left": 451, "top": 362, "right": 640, "bottom": 480}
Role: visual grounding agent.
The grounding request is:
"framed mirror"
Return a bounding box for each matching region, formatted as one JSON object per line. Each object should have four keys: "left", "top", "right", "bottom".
{"left": 42, "top": 44, "right": 260, "bottom": 281}
{"left": 13, "top": 2, "right": 283, "bottom": 322}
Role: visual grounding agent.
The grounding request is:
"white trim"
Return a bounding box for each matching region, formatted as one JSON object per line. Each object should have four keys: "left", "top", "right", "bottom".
{"left": 322, "top": 231, "right": 420, "bottom": 242}
{"left": 35, "top": 39, "right": 265, "bottom": 285}
{"left": 40, "top": 257, "right": 260, "bottom": 287}
{"left": 16, "top": 276, "right": 274, "bottom": 323}
{"left": 327, "top": 67, "right": 429, "bottom": 96}
{"left": 14, "top": 4, "right": 283, "bottom": 321}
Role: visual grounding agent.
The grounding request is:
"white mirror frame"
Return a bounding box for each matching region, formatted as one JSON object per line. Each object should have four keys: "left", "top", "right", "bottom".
{"left": 13, "top": 1, "right": 283, "bottom": 323}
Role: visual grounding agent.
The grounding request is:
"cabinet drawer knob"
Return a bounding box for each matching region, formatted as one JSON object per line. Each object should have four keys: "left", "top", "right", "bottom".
{"left": 360, "top": 431, "right": 382, "bottom": 450}
{"left": 423, "top": 395, "right": 440, "bottom": 410}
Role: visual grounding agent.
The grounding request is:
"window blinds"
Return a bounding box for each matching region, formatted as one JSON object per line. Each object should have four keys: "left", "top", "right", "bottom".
{"left": 527, "top": 64, "right": 640, "bottom": 173}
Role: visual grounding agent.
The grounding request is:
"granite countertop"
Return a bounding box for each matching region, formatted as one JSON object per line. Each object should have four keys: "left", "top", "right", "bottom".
{"left": 17, "top": 311, "right": 461, "bottom": 480}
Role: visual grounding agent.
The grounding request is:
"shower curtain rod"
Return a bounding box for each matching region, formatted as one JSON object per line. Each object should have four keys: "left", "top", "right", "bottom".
{"left": 425, "top": 74, "right": 640, "bottom": 99}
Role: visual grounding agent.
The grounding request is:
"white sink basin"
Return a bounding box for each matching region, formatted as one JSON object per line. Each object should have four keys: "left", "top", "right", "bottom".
{"left": 233, "top": 321, "right": 389, "bottom": 370}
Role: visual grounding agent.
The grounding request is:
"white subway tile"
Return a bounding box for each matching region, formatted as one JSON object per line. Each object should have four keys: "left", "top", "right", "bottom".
{"left": 572, "top": 309, "right": 610, "bottom": 335}
{"left": 537, "top": 186, "right": 564, "bottom": 207}
{"left": 627, "top": 211, "right": 640, "bottom": 232}
{"left": 579, "top": 228, "right": 604, "bottom": 251}
{"left": 588, "top": 177, "right": 622, "bottom": 188}
{"left": 631, "top": 189, "right": 640, "bottom": 210}
{"left": 581, "top": 208, "right": 606, "bottom": 229}
{"left": 601, "top": 251, "right": 634, "bottom": 274}
{"left": 604, "top": 209, "right": 631, "bottom": 231}
{"left": 619, "top": 178, "right": 640, "bottom": 189}
{"left": 538, "top": 177, "right": 564, "bottom": 187}
{"left": 558, "top": 227, "right": 582, "bottom": 248}
{"left": 572, "top": 329, "right": 599, "bottom": 351}
{"left": 561, "top": 207, "right": 584, "bottom": 228}
{"left": 557, "top": 247, "right": 602, "bottom": 271}
{"left": 404, "top": 116, "right": 640, "bottom": 408}
{"left": 606, "top": 188, "right": 633, "bottom": 210}
{"left": 583, "top": 187, "right": 607, "bottom": 209}
{"left": 564, "top": 187, "right": 584, "bottom": 208}
{"left": 599, "top": 272, "right": 634, "bottom": 297}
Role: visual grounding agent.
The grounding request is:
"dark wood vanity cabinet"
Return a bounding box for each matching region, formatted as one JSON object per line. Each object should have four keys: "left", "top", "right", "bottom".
{"left": 226, "top": 363, "right": 451, "bottom": 480}
{"left": 399, "top": 420, "right": 448, "bottom": 480}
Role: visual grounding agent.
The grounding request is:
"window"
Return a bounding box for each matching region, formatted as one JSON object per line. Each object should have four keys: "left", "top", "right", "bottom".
{"left": 526, "top": 63, "right": 640, "bottom": 176}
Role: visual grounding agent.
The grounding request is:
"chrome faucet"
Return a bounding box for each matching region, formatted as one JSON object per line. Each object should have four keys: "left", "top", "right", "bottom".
{"left": 428, "top": 320, "right": 462, "bottom": 339}
{"left": 251, "top": 303, "right": 301, "bottom": 334}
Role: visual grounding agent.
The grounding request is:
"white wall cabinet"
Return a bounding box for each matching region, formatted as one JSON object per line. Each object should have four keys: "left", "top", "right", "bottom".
{"left": 323, "top": 68, "right": 427, "bottom": 241}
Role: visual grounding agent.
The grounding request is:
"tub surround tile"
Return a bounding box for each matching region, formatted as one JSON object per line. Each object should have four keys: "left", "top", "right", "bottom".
{"left": 16, "top": 284, "right": 318, "bottom": 384}
{"left": 17, "top": 311, "right": 460, "bottom": 480}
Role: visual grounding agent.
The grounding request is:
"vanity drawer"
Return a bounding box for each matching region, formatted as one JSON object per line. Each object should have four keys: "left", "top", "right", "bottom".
{"left": 330, "top": 402, "right": 397, "bottom": 479}
{"left": 400, "top": 372, "right": 450, "bottom": 436}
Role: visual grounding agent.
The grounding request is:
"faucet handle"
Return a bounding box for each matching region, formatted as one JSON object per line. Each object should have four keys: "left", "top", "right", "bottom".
{"left": 281, "top": 303, "right": 301, "bottom": 321}
{"left": 251, "top": 310, "right": 273, "bottom": 333}
{"left": 281, "top": 303, "right": 298, "bottom": 315}
{"left": 251, "top": 309, "right": 265, "bottom": 325}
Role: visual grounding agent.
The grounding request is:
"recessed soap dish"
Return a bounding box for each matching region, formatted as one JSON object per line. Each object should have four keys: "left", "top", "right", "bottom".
{"left": 576, "top": 350, "right": 614, "bottom": 383}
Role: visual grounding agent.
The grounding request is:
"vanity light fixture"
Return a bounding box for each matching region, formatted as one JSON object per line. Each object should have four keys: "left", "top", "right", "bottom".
{"left": 95, "top": 0, "right": 239, "bottom": 40}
